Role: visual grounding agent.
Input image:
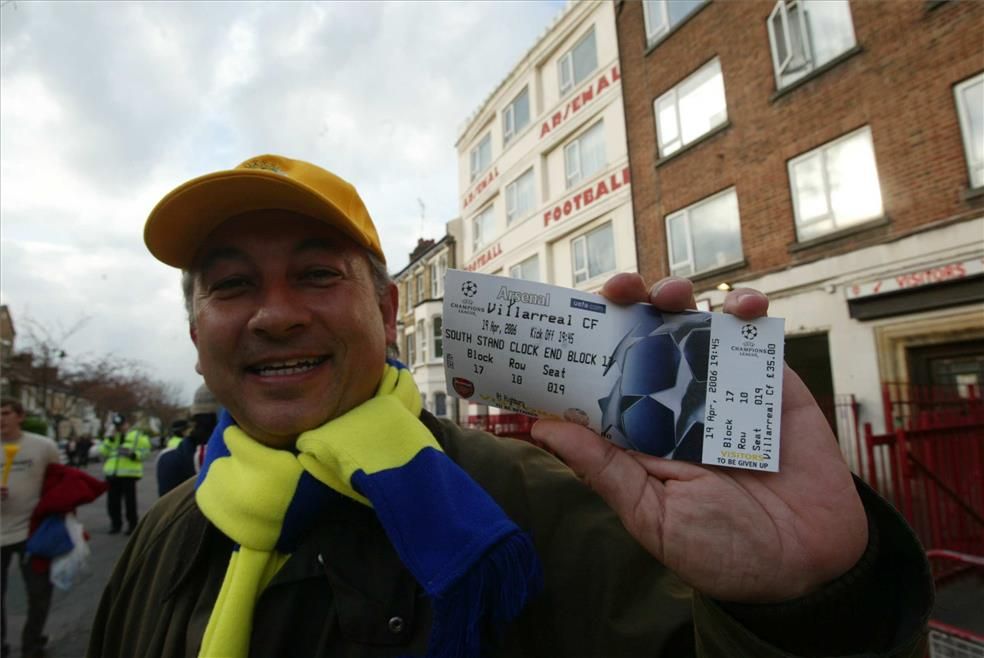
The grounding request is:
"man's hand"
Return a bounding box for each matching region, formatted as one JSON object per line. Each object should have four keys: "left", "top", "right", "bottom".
{"left": 530, "top": 274, "right": 867, "bottom": 603}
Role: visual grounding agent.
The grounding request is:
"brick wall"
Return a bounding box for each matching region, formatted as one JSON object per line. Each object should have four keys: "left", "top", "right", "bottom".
{"left": 616, "top": 0, "right": 984, "bottom": 291}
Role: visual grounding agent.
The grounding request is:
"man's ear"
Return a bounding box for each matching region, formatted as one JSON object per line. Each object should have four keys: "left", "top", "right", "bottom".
{"left": 190, "top": 325, "right": 203, "bottom": 375}
{"left": 380, "top": 282, "right": 399, "bottom": 347}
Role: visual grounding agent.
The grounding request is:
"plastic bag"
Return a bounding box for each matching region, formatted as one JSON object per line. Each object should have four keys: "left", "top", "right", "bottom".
{"left": 49, "top": 514, "right": 90, "bottom": 591}
{"left": 25, "top": 515, "right": 73, "bottom": 558}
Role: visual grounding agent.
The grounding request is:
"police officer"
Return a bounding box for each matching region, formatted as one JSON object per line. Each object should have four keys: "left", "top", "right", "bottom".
{"left": 100, "top": 415, "right": 151, "bottom": 535}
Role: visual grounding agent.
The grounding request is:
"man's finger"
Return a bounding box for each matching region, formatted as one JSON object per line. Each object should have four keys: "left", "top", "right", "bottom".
{"left": 722, "top": 287, "right": 769, "bottom": 319}
{"left": 648, "top": 277, "right": 695, "bottom": 312}
{"left": 600, "top": 272, "right": 648, "bottom": 304}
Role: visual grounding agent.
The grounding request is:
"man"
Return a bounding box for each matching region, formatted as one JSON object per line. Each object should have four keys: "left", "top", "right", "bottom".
{"left": 89, "top": 155, "right": 932, "bottom": 657}
{"left": 164, "top": 420, "right": 189, "bottom": 451}
{"left": 99, "top": 415, "right": 151, "bottom": 535}
{"left": 1, "top": 399, "right": 59, "bottom": 658}
{"left": 156, "top": 385, "right": 219, "bottom": 496}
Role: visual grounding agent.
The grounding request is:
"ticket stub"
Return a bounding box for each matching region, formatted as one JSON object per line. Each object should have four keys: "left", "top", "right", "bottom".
{"left": 442, "top": 270, "right": 785, "bottom": 472}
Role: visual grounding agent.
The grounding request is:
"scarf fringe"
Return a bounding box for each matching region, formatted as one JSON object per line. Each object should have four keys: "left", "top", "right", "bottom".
{"left": 428, "top": 530, "right": 543, "bottom": 658}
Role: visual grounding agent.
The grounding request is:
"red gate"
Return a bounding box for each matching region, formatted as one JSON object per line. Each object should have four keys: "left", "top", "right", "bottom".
{"left": 863, "top": 383, "right": 984, "bottom": 554}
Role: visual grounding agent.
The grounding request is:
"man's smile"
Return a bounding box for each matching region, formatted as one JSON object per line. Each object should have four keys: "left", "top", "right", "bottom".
{"left": 245, "top": 356, "right": 330, "bottom": 377}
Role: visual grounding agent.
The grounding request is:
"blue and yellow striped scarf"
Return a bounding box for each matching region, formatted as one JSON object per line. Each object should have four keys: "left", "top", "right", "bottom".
{"left": 194, "top": 361, "right": 542, "bottom": 657}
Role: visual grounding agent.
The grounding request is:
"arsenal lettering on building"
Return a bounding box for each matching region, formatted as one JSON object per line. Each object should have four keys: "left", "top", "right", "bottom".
{"left": 462, "top": 167, "right": 500, "bottom": 210}
{"left": 543, "top": 166, "right": 631, "bottom": 228}
{"left": 540, "top": 66, "right": 620, "bottom": 140}
{"left": 464, "top": 242, "right": 503, "bottom": 272}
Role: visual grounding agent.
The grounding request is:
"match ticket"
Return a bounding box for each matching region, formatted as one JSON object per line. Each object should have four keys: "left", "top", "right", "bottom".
{"left": 442, "top": 270, "right": 785, "bottom": 472}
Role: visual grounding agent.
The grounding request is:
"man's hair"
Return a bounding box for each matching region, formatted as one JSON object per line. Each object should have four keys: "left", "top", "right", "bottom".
{"left": 0, "top": 398, "right": 24, "bottom": 415}
{"left": 181, "top": 250, "right": 392, "bottom": 323}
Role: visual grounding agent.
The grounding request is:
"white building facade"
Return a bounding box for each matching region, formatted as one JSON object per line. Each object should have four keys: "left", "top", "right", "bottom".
{"left": 455, "top": 0, "right": 637, "bottom": 292}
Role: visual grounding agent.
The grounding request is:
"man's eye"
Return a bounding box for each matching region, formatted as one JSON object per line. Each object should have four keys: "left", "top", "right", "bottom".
{"left": 210, "top": 276, "right": 250, "bottom": 293}
{"left": 302, "top": 268, "right": 339, "bottom": 283}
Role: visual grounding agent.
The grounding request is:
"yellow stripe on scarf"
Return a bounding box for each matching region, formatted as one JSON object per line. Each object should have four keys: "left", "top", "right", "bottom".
{"left": 199, "top": 548, "right": 289, "bottom": 657}
{"left": 196, "top": 427, "right": 304, "bottom": 550}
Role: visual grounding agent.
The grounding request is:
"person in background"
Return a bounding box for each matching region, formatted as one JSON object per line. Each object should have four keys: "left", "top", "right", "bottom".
{"left": 1, "top": 399, "right": 60, "bottom": 658}
{"left": 99, "top": 415, "right": 151, "bottom": 535}
{"left": 164, "top": 420, "right": 189, "bottom": 450}
{"left": 157, "top": 386, "right": 219, "bottom": 497}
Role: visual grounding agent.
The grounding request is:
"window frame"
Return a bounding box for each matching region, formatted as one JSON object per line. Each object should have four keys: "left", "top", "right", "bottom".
{"left": 766, "top": 0, "right": 856, "bottom": 90}
{"left": 653, "top": 57, "right": 727, "bottom": 158}
{"left": 643, "top": 0, "right": 707, "bottom": 48}
{"left": 571, "top": 222, "right": 616, "bottom": 285}
{"left": 433, "top": 315, "right": 443, "bottom": 358}
{"left": 509, "top": 254, "right": 541, "bottom": 282}
{"left": 406, "top": 330, "right": 416, "bottom": 365}
{"left": 415, "top": 271, "right": 425, "bottom": 303}
{"left": 564, "top": 120, "right": 606, "bottom": 189}
{"left": 954, "top": 72, "right": 984, "bottom": 189}
{"left": 505, "top": 167, "right": 536, "bottom": 225}
{"left": 665, "top": 187, "right": 744, "bottom": 277}
{"left": 469, "top": 133, "right": 492, "bottom": 182}
{"left": 472, "top": 203, "right": 496, "bottom": 252}
{"left": 787, "top": 126, "right": 883, "bottom": 241}
{"left": 558, "top": 27, "right": 598, "bottom": 96}
{"left": 503, "top": 87, "right": 530, "bottom": 146}
{"left": 417, "top": 319, "right": 427, "bottom": 363}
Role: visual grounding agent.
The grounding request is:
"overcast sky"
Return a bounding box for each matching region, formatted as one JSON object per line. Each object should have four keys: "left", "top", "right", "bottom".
{"left": 0, "top": 0, "right": 565, "bottom": 404}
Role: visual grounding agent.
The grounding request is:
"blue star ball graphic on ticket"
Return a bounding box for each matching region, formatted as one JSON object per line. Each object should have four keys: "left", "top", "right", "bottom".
{"left": 599, "top": 312, "right": 710, "bottom": 461}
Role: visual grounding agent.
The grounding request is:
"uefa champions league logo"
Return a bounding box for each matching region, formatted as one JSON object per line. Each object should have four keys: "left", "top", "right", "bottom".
{"left": 461, "top": 281, "right": 478, "bottom": 298}
{"left": 741, "top": 324, "right": 758, "bottom": 341}
{"left": 599, "top": 312, "right": 711, "bottom": 460}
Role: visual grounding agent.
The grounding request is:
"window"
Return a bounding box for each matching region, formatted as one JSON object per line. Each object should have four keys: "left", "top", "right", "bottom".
{"left": 402, "top": 281, "right": 410, "bottom": 312}
{"left": 506, "top": 168, "right": 536, "bottom": 224}
{"left": 430, "top": 255, "right": 447, "bottom": 298}
{"left": 417, "top": 320, "right": 427, "bottom": 363}
{"left": 433, "top": 316, "right": 443, "bottom": 358}
{"left": 503, "top": 87, "right": 530, "bottom": 145}
{"left": 510, "top": 254, "right": 541, "bottom": 282}
{"left": 470, "top": 133, "right": 492, "bottom": 182}
{"left": 559, "top": 27, "right": 598, "bottom": 96}
{"left": 643, "top": 0, "right": 706, "bottom": 48}
{"left": 955, "top": 73, "right": 984, "bottom": 189}
{"left": 654, "top": 58, "right": 727, "bottom": 158}
{"left": 571, "top": 223, "right": 615, "bottom": 284}
{"left": 564, "top": 121, "right": 606, "bottom": 188}
{"left": 666, "top": 188, "right": 743, "bottom": 277}
{"left": 434, "top": 392, "right": 447, "bottom": 417}
{"left": 406, "top": 331, "right": 416, "bottom": 365}
{"left": 415, "top": 272, "right": 425, "bottom": 303}
{"left": 472, "top": 204, "right": 496, "bottom": 251}
{"left": 767, "top": 0, "right": 856, "bottom": 89}
{"left": 788, "top": 127, "right": 883, "bottom": 241}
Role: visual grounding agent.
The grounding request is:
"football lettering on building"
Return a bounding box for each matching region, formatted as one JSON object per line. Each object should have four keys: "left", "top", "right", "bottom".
{"left": 464, "top": 243, "right": 503, "bottom": 272}
{"left": 540, "top": 66, "right": 621, "bottom": 139}
{"left": 544, "top": 167, "right": 631, "bottom": 227}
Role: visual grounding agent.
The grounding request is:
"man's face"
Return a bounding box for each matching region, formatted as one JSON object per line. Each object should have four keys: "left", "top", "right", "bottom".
{"left": 0, "top": 405, "right": 24, "bottom": 441}
{"left": 189, "top": 210, "right": 397, "bottom": 449}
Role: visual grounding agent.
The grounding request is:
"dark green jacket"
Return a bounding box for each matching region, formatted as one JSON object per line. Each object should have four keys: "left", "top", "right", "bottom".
{"left": 88, "top": 413, "right": 932, "bottom": 657}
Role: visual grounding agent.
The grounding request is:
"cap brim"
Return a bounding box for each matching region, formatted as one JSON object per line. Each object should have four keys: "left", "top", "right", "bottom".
{"left": 144, "top": 169, "right": 373, "bottom": 269}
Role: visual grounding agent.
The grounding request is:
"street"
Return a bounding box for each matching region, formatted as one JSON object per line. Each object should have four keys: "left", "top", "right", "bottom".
{"left": 5, "top": 457, "right": 163, "bottom": 658}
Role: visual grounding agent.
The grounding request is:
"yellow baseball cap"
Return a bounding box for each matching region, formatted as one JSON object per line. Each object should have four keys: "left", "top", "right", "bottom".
{"left": 144, "top": 154, "right": 385, "bottom": 268}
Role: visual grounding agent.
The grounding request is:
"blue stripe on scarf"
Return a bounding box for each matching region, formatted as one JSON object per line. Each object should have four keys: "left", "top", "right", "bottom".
{"left": 275, "top": 472, "right": 346, "bottom": 553}
{"left": 196, "top": 409, "right": 235, "bottom": 488}
{"left": 351, "top": 446, "right": 521, "bottom": 596}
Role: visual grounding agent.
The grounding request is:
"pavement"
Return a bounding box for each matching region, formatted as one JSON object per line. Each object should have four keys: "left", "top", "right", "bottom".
{"left": 4, "top": 456, "right": 163, "bottom": 658}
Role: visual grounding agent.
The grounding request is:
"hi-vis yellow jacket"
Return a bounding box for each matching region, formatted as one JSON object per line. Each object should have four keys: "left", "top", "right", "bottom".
{"left": 101, "top": 430, "right": 151, "bottom": 478}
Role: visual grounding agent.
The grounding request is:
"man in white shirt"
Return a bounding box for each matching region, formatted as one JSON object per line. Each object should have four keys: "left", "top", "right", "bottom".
{"left": 1, "top": 398, "right": 60, "bottom": 658}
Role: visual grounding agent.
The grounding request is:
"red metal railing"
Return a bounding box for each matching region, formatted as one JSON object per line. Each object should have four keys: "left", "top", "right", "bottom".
{"left": 863, "top": 383, "right": 984, "bottom": 555}
{"left": 926, "top": 550, "right": 984, "bottom": 656}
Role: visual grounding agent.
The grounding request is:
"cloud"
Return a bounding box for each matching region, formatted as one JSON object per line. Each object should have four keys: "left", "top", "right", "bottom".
{"left": 0, "top": 0, "right": 563, "bottom": 402}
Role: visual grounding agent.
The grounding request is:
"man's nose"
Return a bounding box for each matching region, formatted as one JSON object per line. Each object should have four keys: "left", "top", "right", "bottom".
{"left": 247, "top": 282, "right": 311, "bottom": 338}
